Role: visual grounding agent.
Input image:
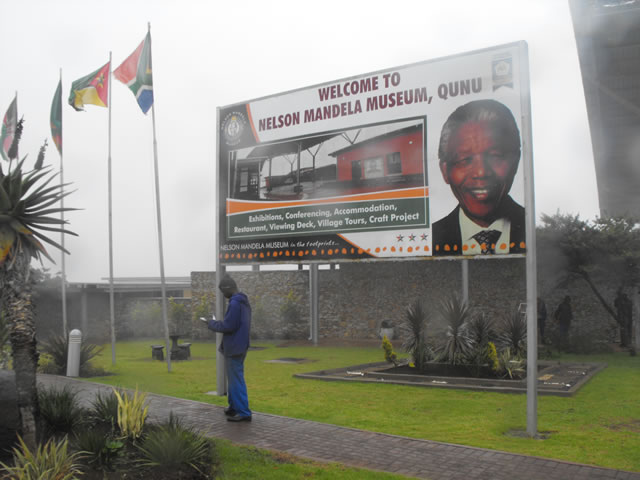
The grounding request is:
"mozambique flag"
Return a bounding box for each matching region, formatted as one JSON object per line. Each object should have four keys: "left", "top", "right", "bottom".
{"left": 68, "top": 62, "right": 110, "bottom": 111}
{"left": 0, "top": 95, "right": 18, "bottom": 161}
{"left": 114, "top": 31, "right": 153, "bottom": 114}
{"left": 50, "top": 79, "right": 62, "bottom": 154}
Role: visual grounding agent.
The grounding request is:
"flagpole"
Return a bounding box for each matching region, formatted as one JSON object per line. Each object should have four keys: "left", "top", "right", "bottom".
{"left": 59, "top": 68, "right": 68, "bottom": 338}
{"left": 145, "top": 23, "right": 172, "bottom": 373}
{"left": 107, "top": 52, "right": 116, "bottom": 365}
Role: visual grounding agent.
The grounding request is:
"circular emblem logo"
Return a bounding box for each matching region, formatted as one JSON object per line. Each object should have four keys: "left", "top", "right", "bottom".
{"left": 222, "top": 111, "right": 246, "bottom": 146}
{"left": 494, "top": 60, "right": 511, "bottom": 77}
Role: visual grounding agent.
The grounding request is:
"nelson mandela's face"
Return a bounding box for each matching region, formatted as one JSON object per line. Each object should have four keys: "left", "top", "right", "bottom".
{"left": 439, "top": 120, "right": 519, "bottom": 227}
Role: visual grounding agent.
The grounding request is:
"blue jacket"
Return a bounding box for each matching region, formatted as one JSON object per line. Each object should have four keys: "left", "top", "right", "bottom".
{"left": 207, "top": 292, "right": 251, "bottom": 357}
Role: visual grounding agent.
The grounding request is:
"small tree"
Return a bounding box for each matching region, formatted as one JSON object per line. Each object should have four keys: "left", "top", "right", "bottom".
{"left": 168, "top": 297, "right": 190, "bottom": 335}
{"left": 0, "top": 119, "right": 76, "bottom": 448}
{"left": 538, "top": 212, "right": 640, "bottom": 350}
{"left": 191, "top": 292, "right": 214, "bottom": 321}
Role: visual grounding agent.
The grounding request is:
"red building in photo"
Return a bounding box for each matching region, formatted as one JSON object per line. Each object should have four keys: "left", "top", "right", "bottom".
{"left": 330, "top": 123, "right": 424, "bottom": 192}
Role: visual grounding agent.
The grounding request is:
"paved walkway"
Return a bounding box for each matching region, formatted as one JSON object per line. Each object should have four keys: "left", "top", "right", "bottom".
{"left": 38, "top": 374, "right": 640, "bottom": 480}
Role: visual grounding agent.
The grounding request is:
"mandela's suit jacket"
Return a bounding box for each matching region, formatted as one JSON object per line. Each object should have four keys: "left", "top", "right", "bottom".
{"left": 431, "top": 196, "right": 526, "bottom": 256}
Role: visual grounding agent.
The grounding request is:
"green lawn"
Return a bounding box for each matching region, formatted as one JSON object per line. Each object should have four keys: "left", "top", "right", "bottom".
{"left": 86, "top": 340, "right": 640, "bottom": 472}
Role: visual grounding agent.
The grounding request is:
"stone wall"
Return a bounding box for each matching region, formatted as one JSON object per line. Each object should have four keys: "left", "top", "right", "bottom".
{"left": 192, "top": 257, "right": 617, "bottom": 346}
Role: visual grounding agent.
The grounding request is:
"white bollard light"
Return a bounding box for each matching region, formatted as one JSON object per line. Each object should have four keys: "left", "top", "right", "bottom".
{"left": 66, "top": 329, "right": 82, "bottom": 377}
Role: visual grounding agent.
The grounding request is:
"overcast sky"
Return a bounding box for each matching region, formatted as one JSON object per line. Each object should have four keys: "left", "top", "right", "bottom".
{"left": 0, "top": 0, "right": 598, "bottom": 283}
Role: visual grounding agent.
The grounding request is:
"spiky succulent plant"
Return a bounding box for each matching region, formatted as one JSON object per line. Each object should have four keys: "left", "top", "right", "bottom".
{"left": 0, "top": 118, "right": 76, "bottom": 266}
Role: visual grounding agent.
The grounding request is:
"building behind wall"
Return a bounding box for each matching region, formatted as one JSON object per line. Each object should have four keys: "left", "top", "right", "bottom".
{"left": 34, "top": 277, "right": 191, "bottom": 342}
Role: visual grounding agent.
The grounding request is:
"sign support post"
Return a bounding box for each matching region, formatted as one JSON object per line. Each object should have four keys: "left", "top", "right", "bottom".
{"left": 520, "top": 42, "right": 538, "bottom": 437}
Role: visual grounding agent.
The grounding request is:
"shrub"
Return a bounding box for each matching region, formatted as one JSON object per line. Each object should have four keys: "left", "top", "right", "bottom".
{"left": 401, "top": 300, "right": 431, "bottom": 371}
{"left": 36, "top": 353, "right": 59, "bottom": 374}
{"left": 487, "top": 342, "right": 499, "bottom": 373}
{"left": 89, "top": 390, "right": 121, "bottom": 427}
{"left": 0, "top": 435, "right": 83, "bottom": 480}
{"left": 113, "top": 387, "right": 149, "bottom": 441}
{"left": 39, "top": 334, "right": 103, "bottom": 376}
{"left": 498, "top": 307, "right": 527, "bottom": 357}
{"left": 73, "top": 429, "right": 123, "bottom": 470}
{"left": 38, "top": 385, "right": 85, "bottom": 436}
{"left": 464, "top": 314, "right": 497, "bottom": 368}
{"left": 191, "top": 293, "right": 214, "bottom": 322}
{"left": 467, "top": 314, "right": 496, "bottom": 348}
{"left": 436, "top": 295, "right": 473, "bottom": 365}
{"left": 138, "top": 413, "right": 211, "bottom": 475}
{"left": 497, "top": 348, "right": 526, "bottom": 379}
{"left": 381, "top": 335, "right": 398, "bottom": 366}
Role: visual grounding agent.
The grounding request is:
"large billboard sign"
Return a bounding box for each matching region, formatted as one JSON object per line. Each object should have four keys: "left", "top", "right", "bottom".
{"left": 217, "top": 42, "right": 531, "bottom": 264}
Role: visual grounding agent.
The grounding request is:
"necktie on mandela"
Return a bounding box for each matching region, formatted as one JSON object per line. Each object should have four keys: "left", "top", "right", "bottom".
{"left": 472, "top": 230, "right": 501, "bottom": 254}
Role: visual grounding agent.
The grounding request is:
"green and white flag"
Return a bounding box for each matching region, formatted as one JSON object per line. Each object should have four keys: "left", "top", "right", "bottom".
{"left": 0, "top": 95, "right": 17, "bottom": 161}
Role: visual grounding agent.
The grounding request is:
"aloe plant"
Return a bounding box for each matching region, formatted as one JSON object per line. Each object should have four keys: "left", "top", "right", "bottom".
{"left": 0, "top": 118, "right": 76, "bottom": 448}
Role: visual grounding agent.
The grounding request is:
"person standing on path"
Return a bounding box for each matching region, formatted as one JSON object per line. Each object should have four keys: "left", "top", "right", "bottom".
{"left": 206, "top": 274, "right": 252, "bottom": 422}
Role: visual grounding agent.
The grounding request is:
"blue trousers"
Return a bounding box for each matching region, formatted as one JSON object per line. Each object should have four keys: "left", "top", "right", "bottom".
{"left": 226, "top": 353, "right": 251, "bottom": 417}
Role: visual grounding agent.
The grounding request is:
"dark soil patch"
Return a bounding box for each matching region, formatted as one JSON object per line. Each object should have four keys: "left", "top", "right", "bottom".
{"left": 383, "top": 363, "right": 503, "bottom": 379}
{"left": 505, "top": 428, "right": 556, "bottom": 440}
{"left": 296, "top": 361, "right": 606, "bottom": 396}
{"left": 607, "top": 419, "right": 640, "bottom": 432}
{"left": 266, "top": 357, "right": 313, "bottom": 364}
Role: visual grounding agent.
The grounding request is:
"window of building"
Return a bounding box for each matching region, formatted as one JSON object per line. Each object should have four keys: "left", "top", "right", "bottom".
{"left": 363, "top": 157, "right": 384, "bottom": 179}
{"left": 387, "top": 152, "right": 402, "bottom": 175}
{"left": 239, "top": 168, "right": 249, "bottom": 192}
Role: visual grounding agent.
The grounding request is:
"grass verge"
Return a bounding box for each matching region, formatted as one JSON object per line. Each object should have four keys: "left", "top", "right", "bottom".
{"left": 212, "top": 439, "right": 408, "bottom": 479}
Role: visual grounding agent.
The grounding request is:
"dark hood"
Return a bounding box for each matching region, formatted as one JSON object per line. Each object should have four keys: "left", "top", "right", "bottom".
{"left": 231, "top": 292, "right": 250, "bottom": 306}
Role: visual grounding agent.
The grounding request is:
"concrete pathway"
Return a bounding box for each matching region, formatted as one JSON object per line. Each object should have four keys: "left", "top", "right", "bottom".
{"left": 38, "top": 374, "right": 640, "bottom": 480}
